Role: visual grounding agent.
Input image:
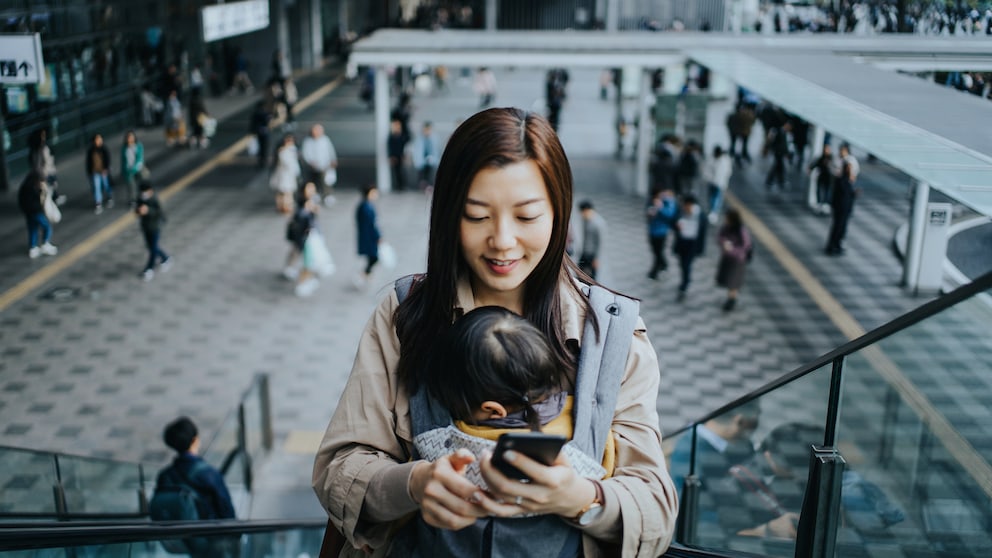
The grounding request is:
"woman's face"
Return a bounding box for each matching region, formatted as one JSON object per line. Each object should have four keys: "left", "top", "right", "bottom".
{"left": 460, "top": 159, "right": 553, "bottom": 310}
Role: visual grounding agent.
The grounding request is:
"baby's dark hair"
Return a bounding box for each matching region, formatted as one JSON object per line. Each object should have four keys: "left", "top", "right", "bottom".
{"left": 426, "top": 306, "right": 562, "bottom": 431}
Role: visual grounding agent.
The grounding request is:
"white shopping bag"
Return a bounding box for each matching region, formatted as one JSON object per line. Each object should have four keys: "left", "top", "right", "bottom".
{"left": 378, "top": 242, "right": 397, "bottom": 270}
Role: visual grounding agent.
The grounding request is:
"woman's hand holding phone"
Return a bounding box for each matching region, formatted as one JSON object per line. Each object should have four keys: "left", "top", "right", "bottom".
{"left": 410, "top": 449, "right": 492, "bottom": 530}
{"left": 479, "top": 448, "right": 597, "bottom": 519}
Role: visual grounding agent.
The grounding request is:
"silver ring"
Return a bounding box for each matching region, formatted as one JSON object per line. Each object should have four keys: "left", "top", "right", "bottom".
{"left": 515, "top": 496, "right": 523, "bottom": 506}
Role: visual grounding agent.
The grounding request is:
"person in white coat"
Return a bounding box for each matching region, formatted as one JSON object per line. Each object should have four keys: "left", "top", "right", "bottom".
{"left": 300, "top": 124, "right": 338, "bottom": 205}
{"left": 269, "top": 134, "right": 300, "bottom": 214}
{"left": 704, "top": 145, "right": 734, "bottom": 224}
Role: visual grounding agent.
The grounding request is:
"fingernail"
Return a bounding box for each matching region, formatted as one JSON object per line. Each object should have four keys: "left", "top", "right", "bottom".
{"left": 503, "top": 450, "right": 517, "bottom": 462}
{"left": 469, "top": 492, "right": 482, "bottom": 504}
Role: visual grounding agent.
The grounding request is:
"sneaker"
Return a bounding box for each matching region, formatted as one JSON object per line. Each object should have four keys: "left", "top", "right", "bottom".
{"left": 105, "top": 198, "right": 114, "bottom": 209}
{"left": 40, "top": 243, "right": 58, "bottom": 256}
{"left": 94, "top": 204, "right": 104, "bottom": 215}
{"left": 55, "top": 194, "right": 68, "bottom": 206}
{"left": 722, "top": 298, "right": 737, "bottom": 312}
{"left": 141, "top": 269, "right": 154, "bottom": 282}
{"left": 294, "top": 277, "right": 320, "bottom": 297}
{"left": 352, "top": 273, "right": 369, "bottom": 291}
{"left": 323, "top": 195, "right": 337, "bottom": 207}
{"left": 160, "top": 257, "right": 173, "bottom": 273}
{"left": 708, "top": 213, "right": 719, "bottom": 225}
{"left": 28, "top": 246, "right": 41, "bottom": 259}
{"left": 282, "top": 266, "right": 300, "bottom": 281}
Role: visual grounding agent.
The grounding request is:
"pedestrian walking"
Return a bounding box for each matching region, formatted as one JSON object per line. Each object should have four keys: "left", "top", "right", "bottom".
{"left": 808, "top": 144, "right": 837, "bottom": 215}
{"left": 715, "top": 208, "right": 752, "bottom": 312}
{"left": 673, "top": 195, "right": 704, "bottom": 301}
{"left": 300, "top": 124, "right": 339, "bottom": 205}
{"left": 269, "top": 133, "right": 300, "bottom": 214}
{"left": 576, "top": 200, "right": 604, "bottom": 280}
{"left": 86, "top": 133, "right": 113, "bottom": 214}
{"left": 28, "top": 128, "right": 66, "bottom": 206}
{"left": 355, "top": 184, "right": 382, "bottom": 288}
{"left": 284, "top": 181, "right": 334, "bottom": 297}
{"left": 18, "top": 171, "right": 58, "bottom": 259}
{"left": 704, "top": 145, "right": 734, "bottom": 224}
{"left": 135, "top": 181, "right": 171, "bottom": 282}
{"left": 250, "top": 100, "right": 272, "bottom": 169}
{"left": 163, "top": 90, "right": 186, "bottom": 148}
{"left": 187, "top": 93, "right": 211, "bottom": 149}
{"left": 411, "top": 121, "right": 440, "bottom": 190}
{"left": 646, "top": 188, "right": 677, "bottom": 280}
{"left": 726, "top": 104, "right": 756, "bottom": 165}
{"left": 825, "top": 143, "right": 860, "bottom": 256}
{"left": 120, "top": 130, "right": 146, "bottom": 207}
{"left": 473, "top": 67, "right": 497, "bottom": 107}
{"left": 763, "top": 121, "right": 792, "bottom": 193}
{"left": 387, "top": 118, "right": 409, "bottom": 191}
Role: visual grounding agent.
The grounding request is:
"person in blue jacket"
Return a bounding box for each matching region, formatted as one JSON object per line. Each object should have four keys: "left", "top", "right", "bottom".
{"left": 156, "top": 416, "right": 235, "bottom": 520}
{"left": 646, "top": 188, "right": 678, "bottom": 280}
{"left": 355, "top": 184, "right": 382, "bottom": 287}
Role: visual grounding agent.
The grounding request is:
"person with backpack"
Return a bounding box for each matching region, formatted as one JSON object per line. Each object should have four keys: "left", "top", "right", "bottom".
{"left": 673, "top": 194, "right": 704, "bottom": 302}
{"left": 313, "top": 108, "right": 676, "bottom": 558}
{"left": 150, "top": 417, "right": 235, "bottom": 554}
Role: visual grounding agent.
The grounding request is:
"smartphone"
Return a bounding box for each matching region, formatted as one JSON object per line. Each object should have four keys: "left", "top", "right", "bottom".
{"left": 491, "top": 432, "right": 567, "bottom": 481}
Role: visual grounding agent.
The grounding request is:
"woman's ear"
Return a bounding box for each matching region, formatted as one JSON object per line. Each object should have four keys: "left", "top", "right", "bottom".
{"left": 479, "top": 400, "right": 508, "bottom": 419}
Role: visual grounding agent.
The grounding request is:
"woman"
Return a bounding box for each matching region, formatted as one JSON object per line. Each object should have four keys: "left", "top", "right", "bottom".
{"left": 354, "top": 184, "right": 381, "bottom": 288}
{"left": 715, "top": 208, "right": 752, "bottom": 312}
{"left": 313, "top": 108, "right": 677, "bottom": 557}
{"left": 121, "top": 130, "right": 146, "bottom": 207}
{"left": 28, "top": 129, "right": 65, "bottom": 206}
{"left": 269, "top": 133, "right": 300, "bottom": 214}
{"left": 18, "top": 171, "right": 58, "bottom": 259}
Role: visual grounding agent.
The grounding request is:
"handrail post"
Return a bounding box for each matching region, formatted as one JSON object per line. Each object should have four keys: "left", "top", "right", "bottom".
{"left": 52, "top": 455, "right": 68, "bottom": 520}
{"left": 675, "top": 425, "right": 700, "bottom": 545}
{"left": 238, "top": 402, "right": 253, "bottom": 492}
{"left": 258, "top": 373, "right": 274, "bottom": 452}
{"left": 795, "top": 356, "right": 846, "bottom": 558}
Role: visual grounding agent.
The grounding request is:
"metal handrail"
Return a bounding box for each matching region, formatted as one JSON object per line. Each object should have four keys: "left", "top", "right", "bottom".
{"left": 666, "top": 269, "right": 992, "bottom": 437}
{"left": 0, "top": 518, "right": 327, "bottom": 552}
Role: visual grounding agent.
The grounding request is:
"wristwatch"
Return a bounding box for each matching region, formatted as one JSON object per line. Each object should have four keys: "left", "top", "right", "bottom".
{"left": 573, "top": 479, "right": 605, "bottom": 527}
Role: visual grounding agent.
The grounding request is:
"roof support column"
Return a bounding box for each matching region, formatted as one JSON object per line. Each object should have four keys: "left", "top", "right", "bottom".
{"left": 635, "top": 67, "right": 653, "bottom": 197}
{"left": 902, "top": 179, "right": 930, "bottom": 293}
{"left": 605, "top": 0, "right": 619, "bottom": 32}
{"left": 807, "top": 125, "right": 826, "bottom": 212}
{"left": 485, "top": 0, "right": 497, "bottom": 31}
{"left": 375, "top": 66, "right": 392, "bottom": 193}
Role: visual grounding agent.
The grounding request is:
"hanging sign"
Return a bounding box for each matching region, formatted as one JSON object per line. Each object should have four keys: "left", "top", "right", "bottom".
{"left": 202, "top": 0, "right": 270, "bottom": 42}
{"left": 0, "top": 34, "right": 45, "bottom": 84}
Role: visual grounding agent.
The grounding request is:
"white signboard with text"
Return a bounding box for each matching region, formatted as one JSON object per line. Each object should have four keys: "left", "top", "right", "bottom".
{"left": 202, "top": 0, "right": 270, "bottom": 43}
{"left": 0, "top": 34, "right": 45, "bottom": 84}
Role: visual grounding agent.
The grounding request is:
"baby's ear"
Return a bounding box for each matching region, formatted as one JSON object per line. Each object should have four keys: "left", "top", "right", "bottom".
{"left": 479, "top": 400, "right": 508, "bottom": 419}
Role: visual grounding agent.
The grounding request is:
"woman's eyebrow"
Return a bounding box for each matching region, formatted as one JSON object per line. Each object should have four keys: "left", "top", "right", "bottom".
{"left": 464, "top": 198, "right": 546, "bottom": 208}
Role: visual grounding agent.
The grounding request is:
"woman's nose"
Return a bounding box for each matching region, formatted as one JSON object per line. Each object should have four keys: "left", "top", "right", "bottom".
{"left": 490, "top": 218, "right": 516, "bottom": 250}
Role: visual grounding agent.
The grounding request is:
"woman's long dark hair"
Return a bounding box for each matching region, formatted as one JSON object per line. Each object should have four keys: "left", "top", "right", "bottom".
{"left": 394, "top": 108, "right": 592, "bottom": 394}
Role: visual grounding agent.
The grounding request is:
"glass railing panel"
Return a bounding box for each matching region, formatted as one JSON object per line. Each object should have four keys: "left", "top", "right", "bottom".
{"left": 0, "top": 448, "right": 59, "bottom": 516}
{"left": 835, "top": 290, "right": 992, "bottom": 557}
{"left": 200, "top": 408, "right": 241, "bottom": 477}
{"left": 0, "top": 527, "right": 326, "bottom": 557}
{"left": 676, "top": 364, "right": 833, "bottom": 557}
{"left": 57, "top": 454, "right": 142, "bottom": 515}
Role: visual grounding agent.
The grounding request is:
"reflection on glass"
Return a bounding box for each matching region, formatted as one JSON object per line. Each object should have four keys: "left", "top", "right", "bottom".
{"left": 835, "top": 290, "right": 992, "bottom": 557}
{"left": 58, "top": 454, "right": 141, "bottom": 515}
{"left": 672, "top": 367, "right": 831, "bottom": 557}
{"left": 0, "top": 448, "right": 58, "bottom": 515}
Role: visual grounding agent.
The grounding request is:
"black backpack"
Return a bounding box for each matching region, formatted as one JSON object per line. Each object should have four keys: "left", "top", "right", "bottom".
{"left": 149, "top": 461, "right": 212, "bottom": 554}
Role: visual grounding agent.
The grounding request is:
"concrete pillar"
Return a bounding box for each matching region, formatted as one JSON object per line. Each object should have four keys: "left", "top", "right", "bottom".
{"left": 807, "top": 126, "right": 826, "bottom": 211}
{"left": 903, "top": 180, "right": 930, "bottom": 291}
{"left": 606, "top": 0, "right": 620, "bottom": 31}
{"left": 375, "top": 66, "right": 392, "bottom": 193}
{"left": 635, "top": 68, "right": 653, "bottom": 197}
{"left": 309, "top": 0, "right": 323, "bottom": 68}
{"left": 662, "top": 62, "right": 686, "bottom": 95}
{"left": 486, "top": 0, "right": 497, "bottom": 31}
{"left": 339, "top": 0, "right": 349, "bottom": 39}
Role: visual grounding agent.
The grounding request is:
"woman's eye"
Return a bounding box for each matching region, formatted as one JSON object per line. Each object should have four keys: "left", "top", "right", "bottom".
{"left": 518, "top": 214, "right": 542, "bottom": 222}
{"left": 463, "top": 214, "right": 487, "bottom": 222}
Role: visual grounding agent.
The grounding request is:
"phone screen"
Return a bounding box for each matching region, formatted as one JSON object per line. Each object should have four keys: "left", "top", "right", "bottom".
{"left": 491, "top": 432, "right": 567, "bottom": 481}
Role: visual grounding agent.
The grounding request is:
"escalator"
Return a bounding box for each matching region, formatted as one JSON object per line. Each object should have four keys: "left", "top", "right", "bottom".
{"left": 3, "top": 272, "right": 991, "bottom": 558}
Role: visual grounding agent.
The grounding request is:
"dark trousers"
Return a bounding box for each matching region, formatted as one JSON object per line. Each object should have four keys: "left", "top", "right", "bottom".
{"left": 364, "top": 254, "right": 379, "bottom": 275}
{"left": 826, "top": 194, "right": 854, "bottom": 253}
{"left": 305, "top": 166, "right": 329, "bottom": 198}
{"left": 418, "top": 164, "right": 435, "bottom": 187}
{"left": 390, "top": 161, "right": 406, "bottom": 191}
{"left": 816, "top": 180, "right": 833, "bottom": 205}
{"left": 675, "top": 240, "right": 697, "bottom": 292}
{"left": 578, "top": 253, "right": 596, "bottom": 280}
{"left": 765, "top": 155, "right": 786, "bottom": 189}
{"left": 143, "top": 229, "right": 169, "bottom": 271}
{"left": 256, "top": 133, "right": 270, "bottom": 168}
{"left": 729, "top": 133, "right": 751, "bottom": 162}
{"left": 648, "top": 234, "right": 668, "bottom": 277}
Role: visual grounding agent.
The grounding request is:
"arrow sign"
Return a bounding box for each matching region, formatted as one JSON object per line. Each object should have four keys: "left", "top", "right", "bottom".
{"left": 0, "top": 34, "right": 45, "bottom": 84}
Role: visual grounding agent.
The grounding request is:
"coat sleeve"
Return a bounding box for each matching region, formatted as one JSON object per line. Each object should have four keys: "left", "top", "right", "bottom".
{"left": 312, "top": 290, "right": 418, "bottom": 551}
{"left": 582, "top": 318, "right": 678, "bottom": 557}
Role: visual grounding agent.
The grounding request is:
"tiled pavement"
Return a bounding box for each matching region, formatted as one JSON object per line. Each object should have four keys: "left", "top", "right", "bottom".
{"left": 1, "top": 66, "right": 990, "bottom": 546}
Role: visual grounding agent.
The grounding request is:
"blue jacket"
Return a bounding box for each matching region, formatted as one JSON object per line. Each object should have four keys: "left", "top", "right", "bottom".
{"left": 356, "top": 200, "right": 380, "bottom": 257}
{"left": 648, "top": 197, "right": 677, "bottom": 238}
{"left": 159, "top": 453, "right": 235, "bottom": 520}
